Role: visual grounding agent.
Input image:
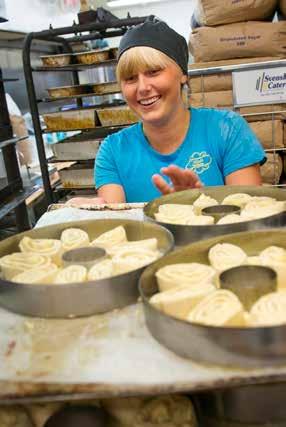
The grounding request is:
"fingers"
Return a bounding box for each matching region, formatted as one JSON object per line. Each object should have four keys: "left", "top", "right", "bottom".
{"left": 160, "top": 165, "right": 202, "bottom": 190}
{"left": 152, "top": 174, "right": 174, "bottom": 195}
{"left": 194, "top": 179, "right": 203, "bottom": 189}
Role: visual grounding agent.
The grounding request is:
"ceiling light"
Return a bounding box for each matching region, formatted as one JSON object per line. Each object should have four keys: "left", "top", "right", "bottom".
{"left": 108, "top": 0, "right": 164, "bottom": 8}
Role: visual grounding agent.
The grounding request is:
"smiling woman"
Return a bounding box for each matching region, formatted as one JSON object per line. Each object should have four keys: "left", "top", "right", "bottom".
{"left": 93, "top": 17, "right": 266, "bottom": 204}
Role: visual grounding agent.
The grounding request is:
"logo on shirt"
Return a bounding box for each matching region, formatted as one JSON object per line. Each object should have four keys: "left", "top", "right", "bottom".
{"left": 185, "top": 152, "right": 212, "bottom": 175}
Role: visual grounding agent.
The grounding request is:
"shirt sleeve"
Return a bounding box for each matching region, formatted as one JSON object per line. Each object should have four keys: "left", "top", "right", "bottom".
{"left": 94, "top": 135, "right": 122, "bottom": 189}
{"left": 220, "top": 111, "right": 266, "bottom": 178}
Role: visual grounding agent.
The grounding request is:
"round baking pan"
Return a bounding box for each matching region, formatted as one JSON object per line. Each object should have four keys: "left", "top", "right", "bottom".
{"left": 198, "top": 415, "right": 286, "bottom": 427}
{"left": 196, "top": 383, "right": 286, "bottom": 424}
{"left": 0, "top": 219, "right": 174, "bottom": 318}
{"left": 144, "top": 186, "right": 286, "bottom": 245}
{"left": 139, "top": 228, "right": 286, "bottom": 368}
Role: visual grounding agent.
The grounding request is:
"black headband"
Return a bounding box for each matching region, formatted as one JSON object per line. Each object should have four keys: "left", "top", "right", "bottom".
{"left": 118, "top": 17, "right": 189, "bottom": 76}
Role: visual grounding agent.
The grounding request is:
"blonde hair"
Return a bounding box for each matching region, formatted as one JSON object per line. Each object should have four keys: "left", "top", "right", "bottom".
{"left": 116, "top": 46, "right": 180, "bottom": 82}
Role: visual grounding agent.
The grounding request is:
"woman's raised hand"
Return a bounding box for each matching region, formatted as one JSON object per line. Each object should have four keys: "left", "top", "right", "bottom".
{"left": 152, "top": 164, "right": 202, "bottom": 195}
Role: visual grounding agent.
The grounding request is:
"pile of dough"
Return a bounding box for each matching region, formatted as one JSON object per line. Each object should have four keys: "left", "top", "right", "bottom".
{"left": 221, "top": 193, "right": 252, "bottom": 208}
{"left": 1, "top": 225, "right": 164, "bottom": 285}
{"left": 19, "top": 236, "right": 62, "bottom": 265}
{"left": 208, "top": 243, "right": 247, "bottom": 272}
{"left": 87, "top": 259, "right": 114, "bottom": 281}
{"left": 154, "top": 193, "right": 285, "bottom": 227}
{"left": 25, "top": 403, "right": 63, "bottom": 427}
{"left": 150, "top": 239, "right": 286, "bottom": 328}
{"left": 158, "top": 204, "right": 194, "bottom": 216}
{"left": 187, "top": 289, "right": 245, "bottom": 327}
{"left": 259, "top": 246, "right": 286, "bottom": 289}
{"left": 156, "top": 263, "right": 216, "bottom": 292}
{"left": 0, "top": 405, "right": 33, "bottom": 427}
{"left": 193, "top": 193, "right": 218, "bottom": 215}
{"left": 249, "top": 291, "right": 286, "bottom": 326}
{"left": 54, "top": 265, "right": 87, "bottom": 284}
{"left": 106, "top": 238, "right": 158, "bottom": 257}
{"left": 91, "top": 225, "right": 127, "bottom": 249}
{"left": 150, "top": 282, "right": 216, "bottom": 319}
{"left": 217, "top": 214, "right": 243, "bottom": 225}
{"left": 101, "top": 394, "right": 197, "bottom": 427}
{"left": 112, "top": 248, "right": 159, "bottom": 274}
{"left": 13, "top": 264, "right": 58, "bottom": 284}
{"left": 186, "top": 215, "right": 214, "bottom": 225}
{"left": 158, "top": 203, "right": 194, "bottom": 215}
{"left": 247, "top": 256, "right": 261, "bottom": 265}
{"left": 155, "top": 212, "right": 189, "bottom": 225}
{"left": 248, "top": 196, "right": 276, "bottom": 206}
{"left": 155, "top": 204, "right": 195, "bottom": 225}
{"left": 0, "top": 252, "right": 52, "bottom": 280}
{"left": 241, "top": 201, "right": 285, "bottom": 220}
{"left": 61, "top": 228, "right": 90, "bottom": 251}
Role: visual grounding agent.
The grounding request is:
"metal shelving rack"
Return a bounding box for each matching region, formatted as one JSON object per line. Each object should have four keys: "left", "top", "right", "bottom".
{"left": 0, "top": 70, "right": 32, "bottom": 231}
{"left": 23, "top": 11, "right": 149, "bottom": 207}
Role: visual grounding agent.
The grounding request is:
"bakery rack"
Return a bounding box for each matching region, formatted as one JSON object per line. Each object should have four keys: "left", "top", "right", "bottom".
{"left": 0, "top": 67, "right": 33, "bottom": 232}
{"left": 23, "top": 11, "right": 149, "bottom": 206}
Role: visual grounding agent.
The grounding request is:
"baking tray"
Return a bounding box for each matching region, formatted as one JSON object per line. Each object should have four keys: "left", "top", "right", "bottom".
{"left": 91, "top": 81, "right": 120, "bottom": 95}
{"left": 97, "top": 106, "right": 138, "bottom": 126}
{"left": 43, "top": 107, "right": 100, "bottom": 131}
{"left": 144, "top": 186, "right": 286, "bottom": 245}
{"left": 58, "top": 163, "right": 94, "bottom": 188}
{"left": 0, "top": 219, "right": 173, "bottom": 318}
{"left": 47, "top": 84, "right": 93, "bottom": 99}
{"left": 196, "top": 383, "right": 286, "bottom": 424}
{"left": 74, "top": 49, "right": 110, "bottom": 65}
{"left": 198, "top": 415, "right": 286, "bottom": 427}
{"left": 40, "top": 53, "right": 72, "bottom": 67}
{"left": 139, "top": 228, "right": 286, "bottom": 368}
{"left": 52, "top": 137, "right": 100, "bottom": 161}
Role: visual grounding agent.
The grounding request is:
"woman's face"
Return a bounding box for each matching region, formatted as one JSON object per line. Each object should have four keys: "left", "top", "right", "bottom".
{"left": 120, "top": 61, "right": 187, "bottom": 127}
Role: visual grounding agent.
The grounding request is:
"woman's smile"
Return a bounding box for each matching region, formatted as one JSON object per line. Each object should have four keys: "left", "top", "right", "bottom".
{"left": 138, "top": 95, "right": 161, "bottom": 107}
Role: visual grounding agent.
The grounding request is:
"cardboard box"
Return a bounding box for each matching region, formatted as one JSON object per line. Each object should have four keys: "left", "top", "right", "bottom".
{"left": 194, "top": 0, "right": 277, "bottom": 26}
{"left": 249, "top": 120, "right": 284, "bottom": 149}
{"left": 189, "top": 73, "right": 233, "bottom": 93}
{"left": 280, "top": 0, "right": 286, "bottom": 16}
{"left": 260, "top": 152, "right": 283, "bottom": 184}
{"left": 189, "top": 90, "right": 233, "bottom": 108}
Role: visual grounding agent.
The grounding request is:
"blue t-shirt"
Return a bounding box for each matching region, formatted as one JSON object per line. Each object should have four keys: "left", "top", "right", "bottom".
{"left": 95, "top": 107, "right": 266, "bottom": 203}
